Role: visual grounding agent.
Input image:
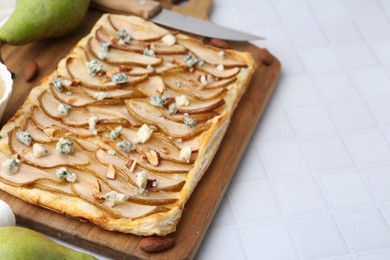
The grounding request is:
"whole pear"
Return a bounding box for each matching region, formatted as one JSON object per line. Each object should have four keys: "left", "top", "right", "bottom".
{"left": 0, "top": 0, "right": 91, "bottom": 45}
{"left": 0, "top": 226, "right": 97, "bottom": 259}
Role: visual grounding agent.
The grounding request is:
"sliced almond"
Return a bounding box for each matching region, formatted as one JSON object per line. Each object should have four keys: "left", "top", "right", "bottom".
{"left": 43, "top": 128, "right": 57, "bottom": 138}
{"left": 106, "top": 163, "right": 116, "bottom": 179}
{"left": 92, "top": 180, "right": 104, "bottom": 201}
{"left": 125, "top": 159, "right": 137, "bottom": 173}
{"left": 146, "top": 149, "right": 160, "bottom": 166}
{"left": 146, "top": 179, "right": 157, "bottom": 189}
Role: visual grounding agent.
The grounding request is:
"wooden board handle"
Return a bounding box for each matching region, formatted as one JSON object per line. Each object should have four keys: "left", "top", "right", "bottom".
{"left": 91, "top": 0, "right": 162, "bottom": 19}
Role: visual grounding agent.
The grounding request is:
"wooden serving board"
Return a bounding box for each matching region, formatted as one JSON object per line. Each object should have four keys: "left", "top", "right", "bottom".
{"left": 0, "top": 1, "right": 281, "bottom": 259}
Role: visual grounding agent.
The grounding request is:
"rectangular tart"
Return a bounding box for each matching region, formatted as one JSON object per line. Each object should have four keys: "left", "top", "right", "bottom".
{"left": 0, "top": 14, "right": 256, "bottom": 236}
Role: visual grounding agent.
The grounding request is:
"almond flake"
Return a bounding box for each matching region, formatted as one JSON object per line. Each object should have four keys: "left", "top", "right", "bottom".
{"left": 125, "top": 159, "right": 137, "bottom": 173}
{"left": 71, "top": 79, "right": 80, "bottom": 86}
{"left": 43, "top": 128, "right": 56, "bottom": 138}
{"left": 146, "top": 149, "right": 160, "bottom": 166}
{"left": 106, "top": 164, "right": 116, "bottom": 179}
{"left": 92, "top": 180, "right": 104, "bottom": 201}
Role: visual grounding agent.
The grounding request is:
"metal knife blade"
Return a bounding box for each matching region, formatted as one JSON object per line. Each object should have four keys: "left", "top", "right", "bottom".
{"left": 91, "top": 0, "right": 264, "bottom": 41}
{"left": 152, "top": 9, "right": 263, "bottom": 41}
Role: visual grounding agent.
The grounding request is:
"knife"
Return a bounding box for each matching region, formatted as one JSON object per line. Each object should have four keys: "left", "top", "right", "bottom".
{"left": 91, "top": 0, "right": 264, "bottom": 41}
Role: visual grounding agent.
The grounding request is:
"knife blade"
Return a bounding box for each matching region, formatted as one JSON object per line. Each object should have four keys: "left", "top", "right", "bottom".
{"left": 91, "top": 0, "right": 264, "bottom": 41}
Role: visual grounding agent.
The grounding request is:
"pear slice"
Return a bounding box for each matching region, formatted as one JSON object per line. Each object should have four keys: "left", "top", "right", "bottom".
{"left": 120, "top": 128, "right": 197, "bottom": 163}
{"left": 88, "top": 37, "right": 162, "bottom": 67}
{"left": 31, "top": 107, "right": 93, "bottom": 137}
{"left": 85, "top": 45, "right": 155, "bottom": 77}
{"left": 163, "top": 75, "right": 227, "bottom": 101}
{"left": 126, "top": 99, "right": 210, "bottom": 139}
{"left": 33, "top": 179, "right": 74, "bottom": 196}
{"left": 96, "top": 149, "right": 191, "bottom": 177}
{"left": 178, "top": 37, "right": 247, "bottom": 67}
{"left": 0, "top": 153, "right": 58, "bottom": 186}
{"left": 137, "top": 75, "right": 225, "bottom": 113}
{"left": 206, "top": 77, "right": 238, "bottom": 89}
{"left": 66, "top": 55, "right": 148, "bottom": 90}
{"left": 39, "top": 90, "right": 138, "bottom": 127}
{"left": 197, "top": 63, "right": 240, "bottom": 79}
{"left": 95, "top": 26, "right": 149, "bottom": 53}
{"left": 9, "top": 129, "right": 90, "bottom": 168}
{"left": 150, "top": 42, "right": 187, "bottom": 55}
{"left": 108, "top": 14, "right": 169, "bottom": 41}
{"left": 26, "top": 119, "right": 54, "bottom": 143}
{"left": 81, "top": 86, "right": 146, "bottom": 101}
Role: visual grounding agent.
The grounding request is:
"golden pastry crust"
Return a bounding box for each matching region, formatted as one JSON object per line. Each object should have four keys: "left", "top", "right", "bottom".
{"left": 0, "top": 14, "right": 256, "bottom": 236}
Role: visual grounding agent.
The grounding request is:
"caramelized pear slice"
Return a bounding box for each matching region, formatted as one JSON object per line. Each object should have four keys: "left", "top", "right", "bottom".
{"left": 82, "top": 86, "right": 145, "bottom": 101}
{"left": 26, "top": 119, "right": 54, "bottom": 143}
{"left": 108, "top": 14, "right": 168, "bottom": 41}
{"left": 126, "top": 99, "right": 210, "bottom": 139}
{"left": 31, "top": 107, "right": 93, "bottom": 137}
{"left": 96, "top": 148, "right": 191, "bottom": 175}
{"left": 178, "top": 37, "right": 247, "bottom": 67}
{"left": 206, "top": 76, "right": 238, "bottom": 89}
{"left": 33, "top": 179, "right": 74, "bottom": 196}
{"left": 9, "top": 129, "right": 90, "bottom": 168}
{"left": 164, "top": 75, "right": 227, "bottom": 101}
{"left": 120, "top": 128, "right": 196, "bottom": 163}
{"left": 88, "top": 37, "right": 162, "bottom": 67}
{"left": 66, "top": 55, "right": 148, "bottom": 90}
{"left": 95, "top": 26, "right": 149, "bottom": 53}
{"left": 39, "top": 90, "right": 137, "bottom": 127}
{"left": 197, "top": 63, "right": 240, "bottom": 79}
{"left": 150, "top": 42, "right": 187, "bottom": 55}
{"left": 0, "top": 153, "right": 58, "bottom": 186}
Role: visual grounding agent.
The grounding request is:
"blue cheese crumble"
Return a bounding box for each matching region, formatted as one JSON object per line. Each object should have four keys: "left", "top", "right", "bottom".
{"left": 56, "top": 138, "right": 74, "bottom": 155}
{"left": 57, "top": 103, "right": 71, "bottom": 117}
{"left": 86, "top": 60, "right": 103, "bottom": 76}
{"left": 143, "top": 48, "right": 156, "bottom": 57}
{"left": 135, "top": 170, "right": 148, "bottom": 195}
{"left": 33, "top": 143, "right": 48, "bottom": 158}
{"left": 117, "top": 140, "right": 134, "bottom": 154}
{"left": 184, "top": 113, "right": 197, "bottom": 128}
{"left": 111, "top": 73, "right": 129, "bottom": 84}
{"left": 150, "top": 96, "right": 167, "bottom": 107}
{"left": 103, "top": 190, "right": 129, "bottom": 207}
{"left": 2, "top": 158, "right": 21, "bottom": 175}
{"left": 99, "top": 41, "right": 110, "bottom": 60}
{"left": 185, "top": 52, "right": 204, "bottom": 68}
{"left": 168, "top": 103, "right": 178, "bottom": 115}
{"left": 93, "top": 91, "right": 112, "bottom": 100}
{"left": 108, "top": 149, "right": 116, "bottom": 155}
{"left": 88, "top": 116, "right": 99, "bottom": 136}
{"left": 56, "top": 167, "right": 77, "bottom": 182}
{"left": 16, "top": 130, "right": 32, "bottom": 146}
{"left": 51, "top": 78, "right": 71, "bottom": 92}
{"left": 117, "top": 29, "right": 131, "bottom": 45}
{"left": 136, "top": 124, "right": 153, "bottom": 143}
{"left": 110, "top": 126, "right": 123, "bottom": 140}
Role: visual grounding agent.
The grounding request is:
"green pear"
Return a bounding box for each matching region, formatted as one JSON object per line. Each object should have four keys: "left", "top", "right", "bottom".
{"left": 0, "top": 226, "right": 97, "bottom": 259}
{"left": 0, "top": 0, "right": 91, "bottom": 45}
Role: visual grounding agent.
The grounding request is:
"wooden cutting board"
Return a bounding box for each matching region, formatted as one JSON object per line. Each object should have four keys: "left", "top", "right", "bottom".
{"left": 0, "top": 1, "right": 281, "bottom": 258}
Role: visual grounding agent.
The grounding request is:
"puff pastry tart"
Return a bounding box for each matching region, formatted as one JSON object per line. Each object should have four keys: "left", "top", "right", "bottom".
{"left": 0, "top": 14, "right": 256, "bottom": 236}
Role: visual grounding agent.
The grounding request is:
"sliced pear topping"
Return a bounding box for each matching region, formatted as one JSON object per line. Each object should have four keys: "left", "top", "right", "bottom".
{"left": 150, "top": 42, "right": 186, "bottom": 55}
{"left": 9, "top": 130, "right": 90, "bottom": 168}
{"left": 66, "top": 55, "right": 148, "bottom": 90}
{"left": 164, "top": 75, "right": 226, "bottom": 101}
{"left": 178, "top": 37, "right": 247, "bottom": 67}
{"left": 126, "top": 99, "right": 210, "bottom": 139}
{"left": 108, "top": 15, "right": 169, "bottom": 41}
{"left": 26, "top": 119, "right": 53, "bottom": 143}
{"left": 32, "top": 107, "right": 92, "bottom": 137}
{"left": 39, "top": 90, "right": 137, "bottom": 127}
{"left": 197, "top": 63, "right": 240, "bottom": 79}
{"left": 88, "top": 36, "right": 162, "bottom": 67}
{"left": 95, "top": 149, "right": 187, "bottom": 189}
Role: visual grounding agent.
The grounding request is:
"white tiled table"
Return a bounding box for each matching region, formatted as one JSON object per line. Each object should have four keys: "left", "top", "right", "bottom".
{"left": 2, "top": 0, "right": 390, "bottom": 259}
